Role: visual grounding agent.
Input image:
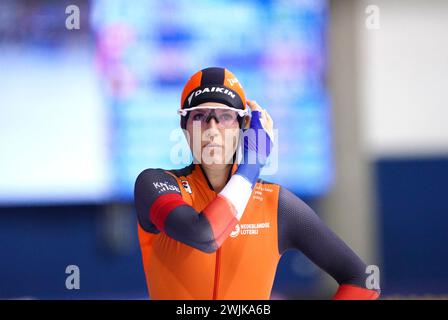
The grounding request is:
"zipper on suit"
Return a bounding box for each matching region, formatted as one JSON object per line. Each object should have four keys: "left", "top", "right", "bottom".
{"left": 212, "top": 247, "right": 221, "bottom": 299}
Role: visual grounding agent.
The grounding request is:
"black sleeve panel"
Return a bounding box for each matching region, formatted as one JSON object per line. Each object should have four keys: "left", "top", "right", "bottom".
{"left": 277, "top": 186, "right": 368, "bottom": 287}
{"left": 134, "top": 168, "right": 217, "bottom": 253}
{"left": 134, "top": 168, "right": 182, "bottom": 234}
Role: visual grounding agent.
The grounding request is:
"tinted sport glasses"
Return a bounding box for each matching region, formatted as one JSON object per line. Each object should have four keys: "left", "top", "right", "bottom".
{"left": 178, "top": 107, "right": 248, "bottom": 128}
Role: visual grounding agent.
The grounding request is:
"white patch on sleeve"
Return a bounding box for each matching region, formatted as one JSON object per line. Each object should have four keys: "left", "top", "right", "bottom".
{"left": 219, "top": 174, "right": 253, "bottom": 220}
{"left": 152, "top": 181, "right": 180, "bottom": 194}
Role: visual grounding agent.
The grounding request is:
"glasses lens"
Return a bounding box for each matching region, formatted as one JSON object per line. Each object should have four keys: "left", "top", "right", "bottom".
{"left": 189, "top": 110, "right": 207, "bottom": 122}
{"left": 188, "top": 109, "right": 238, "bottom": 127}
{"left": 215, "top": 109, "right": 238, "bottom": 124}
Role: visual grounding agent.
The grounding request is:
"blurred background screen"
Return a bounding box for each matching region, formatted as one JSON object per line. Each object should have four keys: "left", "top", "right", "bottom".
{"left": 1, "top": 0, "right": 447, "bottom": 301}
{"left": 0, "top": 0, "right": 331, "bottom": 205}
{"left": 0, "top": 1, "right": 109, "bottom": 205}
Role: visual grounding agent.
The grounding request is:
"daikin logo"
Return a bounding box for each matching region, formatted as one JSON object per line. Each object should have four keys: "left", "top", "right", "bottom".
{"left": 187, "top": 86, "right": 236, "bottom": 106}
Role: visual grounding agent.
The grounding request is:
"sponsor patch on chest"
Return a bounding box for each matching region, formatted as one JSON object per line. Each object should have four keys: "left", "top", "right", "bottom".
{"left": 252, "top": 184, "right": 274, "bottom": 201}
{"left": 181, "top": 180, "right": 193, "bottom": 194}
{"left": 230, "top": 222, "right": 270, "bottom": 238}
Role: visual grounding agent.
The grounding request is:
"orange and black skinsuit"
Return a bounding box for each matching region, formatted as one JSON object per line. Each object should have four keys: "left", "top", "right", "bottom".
{"left": 135, "top": 162, "right": 380, "bottom": 300}
{"left": 135, "top": 67, "right": 380, "bottom": 300}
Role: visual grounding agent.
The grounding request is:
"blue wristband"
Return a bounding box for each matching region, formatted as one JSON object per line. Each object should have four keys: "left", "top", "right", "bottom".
{"left": 235, "top": 110, "right": 272, "bottom": 188}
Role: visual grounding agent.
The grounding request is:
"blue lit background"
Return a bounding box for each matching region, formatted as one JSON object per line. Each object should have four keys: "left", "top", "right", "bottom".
{"left": 91, "top": 0, "right": 332, "bottom": 201}
{"left": 0, "top": 0, "right": 330, "bottom": 204}
{"left": 0, "top": 0, "right": 331, "bottom": 299}
{"left": 1, "top": 0, "right": 446, "bottom": 300}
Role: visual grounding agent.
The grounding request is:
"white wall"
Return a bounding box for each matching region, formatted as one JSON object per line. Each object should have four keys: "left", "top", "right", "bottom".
{"left": 0, "top": 47, "right": 111, "bottom": 204}
{"left": 321, "top": 0, "right": 447, "bottom": 296}
{"left": 360, "top": 0, "right": 448, "bottom": 157}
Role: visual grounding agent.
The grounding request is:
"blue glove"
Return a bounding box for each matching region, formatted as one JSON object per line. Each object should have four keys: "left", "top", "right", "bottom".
{"left": 236, "top": 110, "right": 273, "bottom": 188}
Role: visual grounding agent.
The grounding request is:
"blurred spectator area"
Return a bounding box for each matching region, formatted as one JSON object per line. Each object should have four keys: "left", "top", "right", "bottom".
{"left": 0, "top": 0, "right": 91, "bottom": 45}
{"left": 1, "top": 0, "right": 448, "bottom": 299}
